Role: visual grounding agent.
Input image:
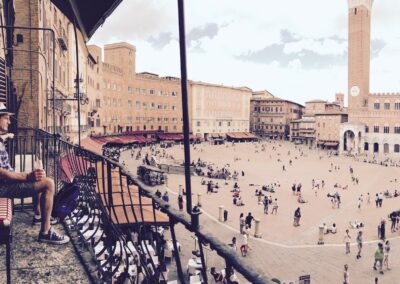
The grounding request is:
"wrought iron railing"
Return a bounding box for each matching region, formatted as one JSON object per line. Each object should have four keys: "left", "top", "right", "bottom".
{"left": 8, "top": 128, "right": 274, "bottom": 283}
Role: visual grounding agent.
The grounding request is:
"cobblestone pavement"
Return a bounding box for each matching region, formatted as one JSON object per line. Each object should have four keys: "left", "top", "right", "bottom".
{"left": 122, "top": 141, "right": 400, "bottom": 284}
{"left": 0, "top": 211, "right": 90, "bottom": 284}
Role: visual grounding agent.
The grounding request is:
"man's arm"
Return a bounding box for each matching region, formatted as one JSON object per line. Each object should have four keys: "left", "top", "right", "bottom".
{"left": 0, "top": 168, "right": 30, "bottom": 182}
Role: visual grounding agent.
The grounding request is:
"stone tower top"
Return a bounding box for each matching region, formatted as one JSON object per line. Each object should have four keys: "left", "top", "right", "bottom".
{"left": 348, "top": 0, "right": 373, "bottom": 10}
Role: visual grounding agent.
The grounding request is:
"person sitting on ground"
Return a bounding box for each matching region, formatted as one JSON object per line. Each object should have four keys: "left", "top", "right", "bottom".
{"left": 0, "top": 105, "right": 69, "bottom": 245}
{"left": 384, "top": 190, "right": 392, "bottom": 198}
{"left": 231, "top": 183, "right": 240, "bottom": 192}
{"left": 297, "top": 194, "right": 308, "bottom": 204}
{"left": 349, "top": 220, "right": 364, "bottom": 229}
{"left": 324, "top": 223, "right": 337, "bottom": 234}
{"left": 236, "top": 196, "right": 244, "bottom": 206}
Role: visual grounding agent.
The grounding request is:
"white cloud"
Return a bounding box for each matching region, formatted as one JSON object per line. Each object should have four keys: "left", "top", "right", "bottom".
{"left": 89, "top": 0, "right": 400, "bottom": 104}
{"left": 288, "top": 59, "right": 302, "bottom": 69}
{"left": 284, "top": 38, "right": 347, "bottom": 56}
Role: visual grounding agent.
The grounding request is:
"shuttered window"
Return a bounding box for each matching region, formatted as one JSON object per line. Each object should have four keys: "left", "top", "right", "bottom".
{"left": 0, "top": 57, "right": 7, "bottom": 105}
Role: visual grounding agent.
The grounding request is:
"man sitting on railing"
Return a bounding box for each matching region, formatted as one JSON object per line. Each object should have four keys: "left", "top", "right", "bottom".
{"left": 0, "top": 104, "right": 69, "bottom": 245}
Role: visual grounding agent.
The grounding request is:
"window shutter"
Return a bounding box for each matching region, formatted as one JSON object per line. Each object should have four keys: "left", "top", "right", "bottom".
{"left": 0, "top": 57, "right": 7, "bottom": 104}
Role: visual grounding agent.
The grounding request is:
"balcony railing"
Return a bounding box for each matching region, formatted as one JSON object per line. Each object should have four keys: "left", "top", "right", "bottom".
{"left": 7, "top": 128, "right": 273, "bottom": 284}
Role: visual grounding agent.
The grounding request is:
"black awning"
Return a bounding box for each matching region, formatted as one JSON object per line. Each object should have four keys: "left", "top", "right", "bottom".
{"left": 51, "top": 0, "right": 124, "bottom": 41}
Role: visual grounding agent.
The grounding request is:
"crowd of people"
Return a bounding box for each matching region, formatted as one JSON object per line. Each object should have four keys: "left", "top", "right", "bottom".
{"left": 125, "top": 137, "right": 400, "bottom": 283}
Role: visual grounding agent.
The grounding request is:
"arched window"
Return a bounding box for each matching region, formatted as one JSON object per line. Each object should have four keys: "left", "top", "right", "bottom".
{"left": 373, "top": 143, "right": 379, "bottom": 153}
{"left": 394, "top": 144, "right": 400, "bottom": 153}
{"left": 384, "top": 100, "right": 390, "bottom": 110}
{"left": 395, "top": 101, "right": 400, "bottom": 110}
{"left": 384, "top": 143, "right": 389, "bottom": 154}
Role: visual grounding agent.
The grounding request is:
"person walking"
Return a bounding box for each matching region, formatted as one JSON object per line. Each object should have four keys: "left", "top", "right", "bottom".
{"left": 373, "top": 243, "right": 384, "bottom": 274}
{"left": 228, "top": 237, "right": 237, "bottom": 252}
{"left": 293, "top": 207, "right": 301, "bottom": 227}
{"left": 390, "top": 211, "right": 397, "bottom": 233}
{"left": 263, "top": 196, "right": 269, "bottom": 214}
{"left": 240, "top": 232, "right": 248, "bottom": 257}
{"left": 357, "top": 195, "right": 363, "bottom": 210}
{"left": 245, "top": 212, "right": 254, "bottom": 229}
{"left": 178, "top": 194, "right": 183, "bottom": 211}
{"left": 343, "top": 264, "right": 349, "bottom": 284}
{"left": 383, "top": 240, "right": 390, "bottom": 270}
{"left": 344, "top": 229, "right": 351, "bottom": 254}
{"left": 296, "top": 183, "right": 302, "bottom": 196}
{"left": 356, "top": 231, "right": 363, "bottom": 259}
{"left": 379, "top": 220, "right": 386, "bottom": 241}
{"left": 239, "top": 213, "right": 245, "bottom": 234}
{"left": 271, "top": 198, "right": 278, "bottom": 214}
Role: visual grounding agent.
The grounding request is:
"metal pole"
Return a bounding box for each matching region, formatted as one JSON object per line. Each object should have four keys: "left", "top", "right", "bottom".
{"left": 169, "top": 218, "right": 185, "bottom": 283}
{"left": 197, "top": 237, "right": 208, "bottom": 284}
{"left": 177, "top": 0, "right": 193, "bottom": 216}
{"left": 72, "top": 19, "right": 81, "bottom": 146}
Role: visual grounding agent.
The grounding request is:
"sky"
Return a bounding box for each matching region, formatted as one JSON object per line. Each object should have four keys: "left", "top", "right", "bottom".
{"left": 89, "top": 0, "right": 400, "bottom": 105}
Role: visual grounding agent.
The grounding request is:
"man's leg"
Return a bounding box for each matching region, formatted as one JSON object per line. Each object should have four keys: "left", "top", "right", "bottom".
{"left": 35, "top": 192, "right": 42, "bottom": 216}
{"left": 33, "top": 177, "right": 55, "bottom": 233}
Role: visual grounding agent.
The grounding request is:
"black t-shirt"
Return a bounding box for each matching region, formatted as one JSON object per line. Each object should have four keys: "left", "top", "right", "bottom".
{"left": 245, "top": 215, "right": 253, "bottom": 224}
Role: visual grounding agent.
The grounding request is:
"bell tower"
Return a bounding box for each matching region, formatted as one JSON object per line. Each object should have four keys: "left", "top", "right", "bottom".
{"left": 348, "top": 0, "right": 373, "bottom": 112}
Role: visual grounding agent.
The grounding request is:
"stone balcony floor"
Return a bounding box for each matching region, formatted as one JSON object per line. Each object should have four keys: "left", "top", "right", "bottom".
{"left": 0, "top": 211, "right": 90, "bottom": 284}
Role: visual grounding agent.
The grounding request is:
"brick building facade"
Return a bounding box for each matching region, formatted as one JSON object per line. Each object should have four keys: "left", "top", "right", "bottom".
{"left": 290, "top": 95, "right": 346, "bottom": 148}
{"left": 251, "top": 94, "right": 304, "bottom": 140}
{"left": 340, "top": 0, "right": 400, "bottom": 155}
{"left": 12, "top": 0, "right": 91, "bottom": 142}
{"left": 191, "top": 82, "right": 251, "bottom": 139}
